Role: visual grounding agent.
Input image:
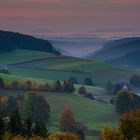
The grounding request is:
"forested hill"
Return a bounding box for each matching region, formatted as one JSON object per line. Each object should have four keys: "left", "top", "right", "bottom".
{"left": 0, "top": 30, "right": 60, "bottom": 55}
{"left": 87, "top": 37, "right": 140, "bottom": 61}
{"left": 87, "top": 37, "right": 140, "bottom": 70}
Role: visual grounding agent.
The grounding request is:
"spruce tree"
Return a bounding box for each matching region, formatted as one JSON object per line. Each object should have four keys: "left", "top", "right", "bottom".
{"left": 0, "top": 115, "right": 5, "bottom": 139}
{"left": 9, "top": 109, "right": 22, "bottom": 135}
{"left": 33, "top": 121, "right": 49, "bottom": 137}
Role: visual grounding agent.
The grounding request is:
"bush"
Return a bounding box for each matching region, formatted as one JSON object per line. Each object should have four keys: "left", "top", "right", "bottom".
{"left": 84, "top": 78, "right": 95, "bottom": 86}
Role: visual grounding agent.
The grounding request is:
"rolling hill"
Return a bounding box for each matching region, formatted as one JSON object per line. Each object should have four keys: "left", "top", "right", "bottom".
{"left": 87, "top": 37, "right": 140, "bottom": 70}
{"left": 0, "top": 89, "right": 118, "bottom": 132}
{"left": 0, "top": 34, "right": 138, "bottom": 140}
{"left": 0, "top": 49, "right": 132, "bottom": 87}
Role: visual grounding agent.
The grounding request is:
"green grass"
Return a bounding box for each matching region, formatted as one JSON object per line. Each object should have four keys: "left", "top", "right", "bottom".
{"left": 0, "top": 49, "right": 133, "bottom": 87}
{"left": 8, "top": 56, "right": 132, "bottom": 87}
{"left": 75, "top": 84, "right": 106, "bottom": 96}
{"left": 0, "top": 73, "right": 54, "bottom": 84}
{"left": 0, "top": 49, "right": 53, "bottom": 64}
{"left": 0, "top": 89, "right": 119, "bottom": 131}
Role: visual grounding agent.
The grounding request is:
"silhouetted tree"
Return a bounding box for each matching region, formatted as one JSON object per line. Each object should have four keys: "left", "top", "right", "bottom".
{"left": 24, "top": 118, "right": 32, "bottom": 137}
{"left": 84, "top": 78, "right": 95, "bottom": 86}
{"left": 23, "top": 92, "right": 50, "bottom": 122}
{"left": 0, "top": 115, "right": 5, "bottom": 138}
{"left": 115, "top": 90, "right": 134, "bottom": 114}
{"left": 0, "top": 78, "right": 4, "bottom": 89}
{"left": 6, "top": 96, "right": 17, "bottom": 115}
{"left": 9, "top": 109, "right": 22, "bottom": 135}
{"left": 33, "top": 121, "right": 49, "bottom": 137}
{"left": 54, "top": 80, "right": 62, "bottom": 92}
{"left": 62, "top": 81, "right": 75, "bottom": 93}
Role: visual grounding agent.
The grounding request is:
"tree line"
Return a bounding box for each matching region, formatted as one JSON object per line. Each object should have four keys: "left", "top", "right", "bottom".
{"left": 0, "top": 78, "right": 75, "bottom": 93}
{"left": 0, "top": 30, "right": 60, "bottom": 55}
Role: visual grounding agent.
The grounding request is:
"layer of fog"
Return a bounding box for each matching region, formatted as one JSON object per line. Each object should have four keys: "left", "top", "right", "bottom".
{"left": 35, "top": 30, "right": 140, "bottom": 58}
{"left": 38, "top": 35, "right": 108, "bottom": 58}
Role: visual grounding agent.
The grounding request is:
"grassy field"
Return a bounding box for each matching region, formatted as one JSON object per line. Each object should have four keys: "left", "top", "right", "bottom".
{"left": 0, "top": 50, "right": 123, "bottom": 140}
{"left": 0, "top": 49, "right": 133, "bottom": 87}
{"left": 0, "top": 49, "right": 53, "bottom": 64}
{"left": 6, "top": 56, "right": 133, "bottom": 87}
{"left": 0, "top": 89, "right": 119, "bottom": 132}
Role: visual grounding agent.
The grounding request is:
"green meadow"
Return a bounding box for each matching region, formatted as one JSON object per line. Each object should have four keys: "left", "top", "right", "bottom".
{"left": 0, "top": 49, "right": 134, "bottom": 139}
{"left": 0, "top": 89, "right": 118, "bottom": 131}
{"left": 2, "top": 50, "right": 132, "bottom": 87}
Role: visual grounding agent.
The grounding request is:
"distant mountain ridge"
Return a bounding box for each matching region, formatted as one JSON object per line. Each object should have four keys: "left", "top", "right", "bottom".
{"left": 87, "top": 37, "right": 140, "bottom": 70}
{"left": 0, "top": 30, "right": 60, "bottom": 55}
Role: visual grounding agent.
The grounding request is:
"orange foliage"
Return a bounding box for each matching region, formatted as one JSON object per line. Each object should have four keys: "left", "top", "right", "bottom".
{"left": 2, "top": 132, "right": 79, "bottom": 140}
{"left": 102, "top": 109, "right": 140, "bottom": 140}
{"left": 48, "top": 132, "right": 80, "bottom": 140}
{"left": 0, "top": 95, "right": 8, "bottom": 109}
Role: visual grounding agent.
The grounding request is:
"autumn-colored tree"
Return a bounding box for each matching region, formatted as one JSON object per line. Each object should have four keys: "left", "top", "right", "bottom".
{"left": 24, "top": 81, "right": 32, "bottom": 90}
{"left": 44, "top": 83, "right": 52, "bottom": 92}
{"left": 10, "top": 81, "right": 19, "bottom": 90}
{"left": 3, "top": 80, "right": 9, "bottom": 89}
{"left": 2, "top": 132, "right": 79, "bottom": 140}
{"left": 120, "top": 110, "right": 140, "bottom": 139}
{"left": 0, "top": 96, "right": 8, "bottom": 114}
{"left": 48, "top": 132, "right": 80, "bottom": 140}
{"left": 59, "top": 108, "right": 76, "bottom": 133}
{"left": 102, "top": 109, "right": 140, "bottom": 140}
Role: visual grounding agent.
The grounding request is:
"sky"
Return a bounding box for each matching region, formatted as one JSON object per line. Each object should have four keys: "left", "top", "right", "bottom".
{"left": 0, "top": 0, "right": 140, "bottom": 36}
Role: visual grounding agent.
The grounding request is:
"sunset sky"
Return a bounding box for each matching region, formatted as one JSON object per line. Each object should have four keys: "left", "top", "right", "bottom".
{"left": 0, "top": 0, "right": 140, "bottom": 36}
